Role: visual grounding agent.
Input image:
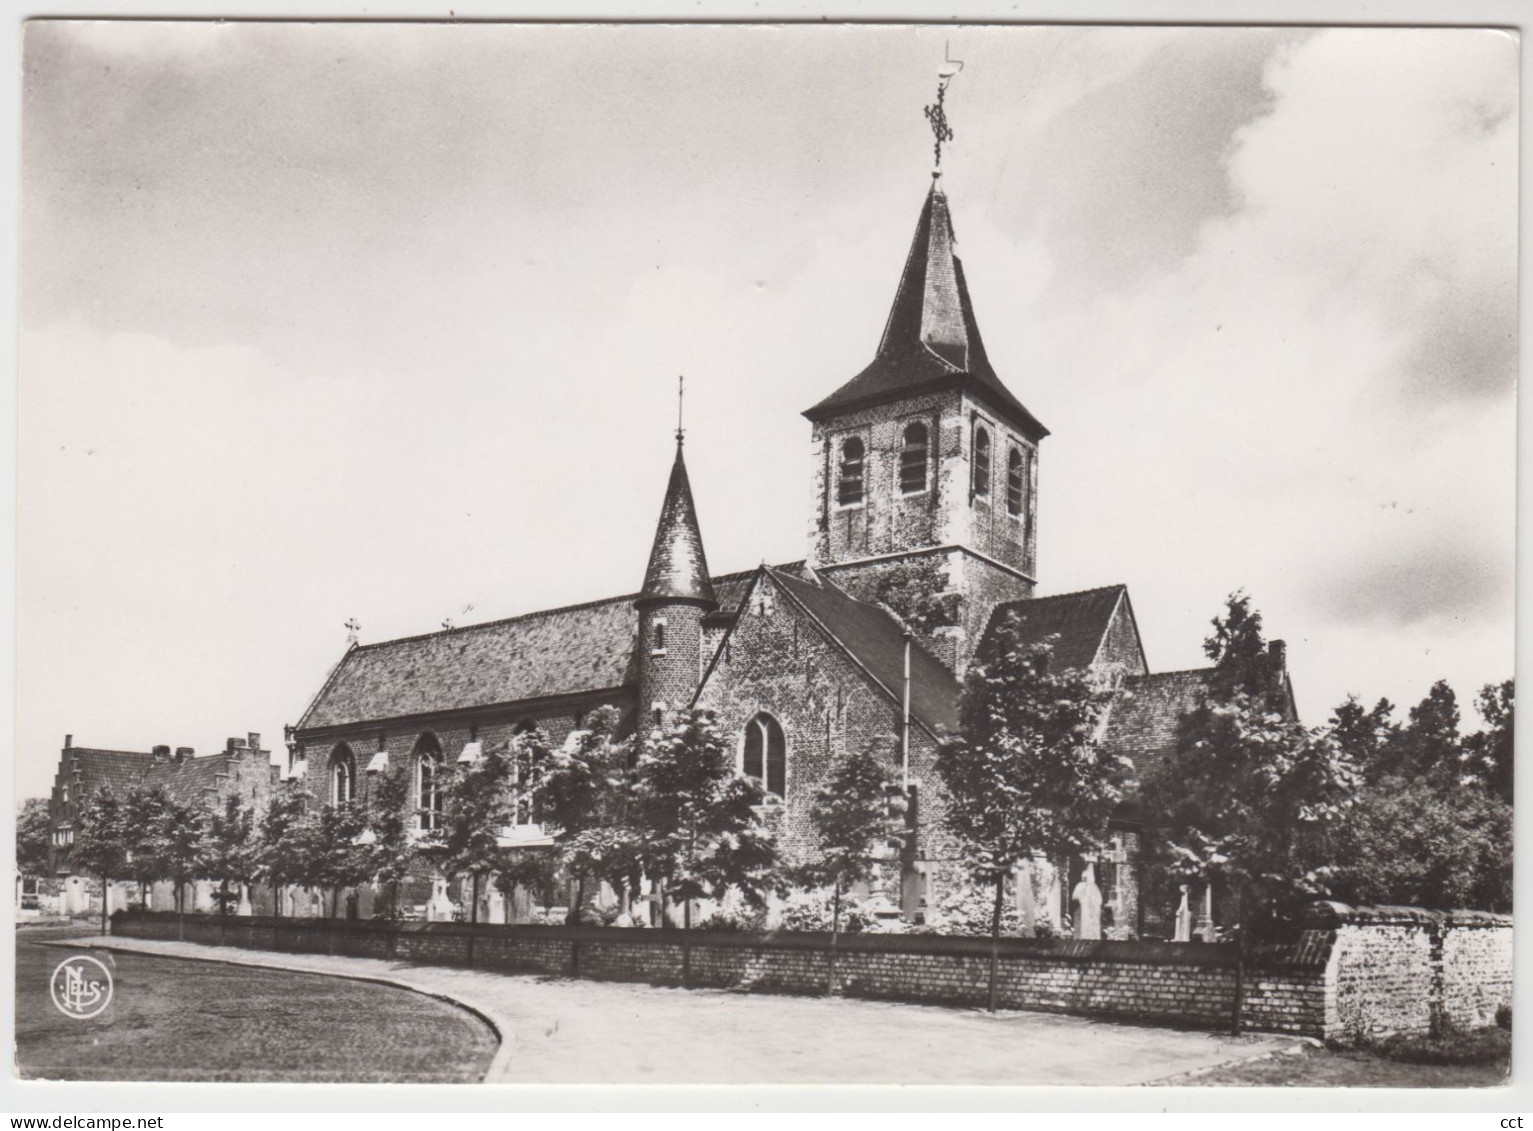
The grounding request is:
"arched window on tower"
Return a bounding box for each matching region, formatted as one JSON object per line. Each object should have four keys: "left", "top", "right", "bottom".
{"left": 837, "top": 437, "right": 865, "bottom": 507}
{"left": 741, "top": 713, "right": 787, "bottom": 800}
{"left": 972, "top": 426, "right": 991, "bottom": 498}
{"left": 900, "top": 422, "right": 929, "bottom": 495}
{"left": 1007, "top": 447, "right": 1026, "bottom": 517}
{"left": 414, "top": 735, "right": 444, "bottom": 831}
{"left": 329, "top": 745, "right": 356, "bottom": 806}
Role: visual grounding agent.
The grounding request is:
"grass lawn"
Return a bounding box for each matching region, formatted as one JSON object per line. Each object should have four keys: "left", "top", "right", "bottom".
{"left": 1178, "top": 1043, "right": 1510, "bottom": 1088}
{"left": 15, "top": 926, "right": 497, "bottom": 1082}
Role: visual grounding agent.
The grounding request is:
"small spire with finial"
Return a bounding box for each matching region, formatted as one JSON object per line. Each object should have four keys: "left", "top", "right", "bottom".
{"left": 924, "top": 43, "right": 964, "bottom": 177}
{"left": 675, "top": 374, "right": 686, "bottom": 445}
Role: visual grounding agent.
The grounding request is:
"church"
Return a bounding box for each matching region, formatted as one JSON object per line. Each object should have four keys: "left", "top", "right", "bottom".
{"left": 286, "top": 167, "right": 1295, "bottom": 938}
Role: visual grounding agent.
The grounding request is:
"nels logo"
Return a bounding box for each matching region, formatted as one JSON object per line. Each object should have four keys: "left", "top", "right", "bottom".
{"left": 50, "top": 955, "right": 114, "bottom": 1020}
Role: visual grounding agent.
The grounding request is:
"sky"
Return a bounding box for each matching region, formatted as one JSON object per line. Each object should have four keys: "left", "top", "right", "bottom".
{"left": 17, "top": 22, "right": 1518, "bottom": 799}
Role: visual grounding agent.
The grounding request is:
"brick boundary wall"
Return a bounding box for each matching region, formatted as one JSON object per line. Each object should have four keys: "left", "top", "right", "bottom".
{"left": 110, "top": 901, "right": 1508, "bottom": 1042}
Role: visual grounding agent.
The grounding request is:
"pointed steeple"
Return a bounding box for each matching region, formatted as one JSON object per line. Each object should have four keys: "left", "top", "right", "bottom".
{"left": 804, "top": 182, "right": 1047, "bottom": 440}
{"left": 638, "top": 437, "right": 717, "bottom": 608}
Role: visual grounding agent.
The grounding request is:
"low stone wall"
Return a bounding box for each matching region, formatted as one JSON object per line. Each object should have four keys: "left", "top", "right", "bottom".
{"left": 1304, "top": 902, "right": 1513, "bottom": 1041}
{"left": 110, "top": 901, "right": 1509, "bottom": 1042}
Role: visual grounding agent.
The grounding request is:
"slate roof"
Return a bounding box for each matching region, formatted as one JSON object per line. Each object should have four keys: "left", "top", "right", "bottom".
{"left": 296, "top": 594, "right": 643, "bottom": 731}
{"left": 59, "top": 748, "right": 157, "bottom": 804}
{"left": 980, "top": 585, "right": 1130, "bottom": 673}
{"left": 804, "top": 184, "right": 1047, "bottom": 441}
{"left": 766, "top": 567, "right": 961, "bottom": 735}
{"left": 1099, "top": 668, "right": 1215, "bottom": 784}
{"left": 143, "top": 752, "right": 232, "bottom": 804}
{"left": 639, "top": 439, "right": 716, "bottom": 607}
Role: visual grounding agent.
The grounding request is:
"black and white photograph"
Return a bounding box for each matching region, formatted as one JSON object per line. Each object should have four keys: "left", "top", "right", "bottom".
{"left": 11, "top": 17, "right": 1517, "bottom": 1095}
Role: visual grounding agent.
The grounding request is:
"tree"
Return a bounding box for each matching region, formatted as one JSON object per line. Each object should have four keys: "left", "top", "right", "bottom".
{"left": 1328, "top": 694, "right": 1398, "bottom": 780}
{"left": 1140, "top": 595, "right": 1360, "bottom": 941}
{"left": 200, "top": 793, "right": 257, "bottom": 924}
{"left": 430, "top": 739, "right": 517, "bottom": 964}
{"left": 936, "top": 622, "right": 1123, "bottom": 1010}
{"left": 123, "top": 787, "right": 174, "bottom": 912}
{"left": 72, "top": 791, "right": 130, "bottom": 934}
{"left": 1464, "top": 680, "right": 1514, "bottom": 805}
{"left": 537, "top": 706, "right": 636, "bottom": 920}
{"left": 256, "top": 788, "right": 309, "bottom": 935}
{"left": 493, "top": 849, "right": 560, "bottom": 926}
{"left": 160, "top": 799, "right": 207, "bottom": 940}
{"left": 631, "top": 709, "right": 779, "bottom": 980}
{"left": 16, "top": 799, "right": 51, "bottom": 879}
{"left": 298, "top": 803, "right": 371, "bottom": 919}
{"left": 1374, "top": 679, "right": 1463, "bottom": 781}
{"left": 366, "top": 767, "right": 416, "bottom": 921}
{"left": 796, "top": 737, "right": 907, "bottom": 994}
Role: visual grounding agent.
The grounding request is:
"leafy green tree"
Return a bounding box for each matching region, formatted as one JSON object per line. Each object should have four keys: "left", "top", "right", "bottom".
{"left": 72, "top": 790, "right": 131, "bottom": 934}
{"left": 631, "top": 709, "right": 779, "bottom": 967}
{"left": 537, "top": 707, "right": 636, "bottom": 920}
{"left": 256, "top": 787, "right": 308, "bottom": 928}
{"left": 123, "top": 787, "right": 174, "bottom": 911}
{"left": 796, "top": 737, "right": 907, "bottom": 993}
{"left": 1141, "top": 594, "right": 1360, "bottom": 940}
{"left": 430, "top": 739, "right": 517, "bottom": 963}
{"left": 1370, "top": 680, "right": 1462, "bottom": 781}
{"left": 17, "top": 798, "right": 51, "bottom": 879}
{"left": 936, "top": 623, "right": 1122, "bottom": 1010}
{"left": 200, "top": 793, "right": 257, "bottom": 918}
{"left": 1329, "top": 767, "right": 1511, "bottom": 912}
{"left": 160, "top": 798, "right": 207, "bottom": 939}
{"left": 366, "top": 767, "right": 416, "bottom": 920}
{"left": 1328, "top": 694, "right": 1398, "bottom": 778}
{"left": 493, "top": 849, "right": 560, "bottom": 925}
{"left": 1464, "top": 680, "right": 1514, "bottom": 805}
{"left": 298, "top": 802, "right": 371, "bottom": 920}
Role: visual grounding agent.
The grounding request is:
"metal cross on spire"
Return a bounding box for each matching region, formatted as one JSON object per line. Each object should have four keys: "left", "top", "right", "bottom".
{"left": 924, "top": 43, "right": 964, "bottom": 175}
{"left": 676, "top": 374, "right": 686, "bottom": 445}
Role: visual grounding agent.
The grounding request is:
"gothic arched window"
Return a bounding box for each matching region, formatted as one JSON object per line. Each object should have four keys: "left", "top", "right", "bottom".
{"left": 742, "top": 713, "right": 787, "bottom": 800}
{"left": 972, "top": 426, "right": 991, "bottom": 497}
{"left": 837, "top": 437, "right": 865, "bottom": 507}
{"left": 414, "top": 735, "right": 444, "bottom": 831}
{"left": 1007, "top": 447, "right": 1026, "bottom": 516}
{"left": 329, "top": 745, "right": 356, "bottom": 806}
{"left": 900, "top": 422, "right": 929, "bottom": 495}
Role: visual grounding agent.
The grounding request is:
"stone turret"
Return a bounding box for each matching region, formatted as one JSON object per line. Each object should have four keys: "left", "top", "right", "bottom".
{"left": 635, "top": 435, "right": 716, "bottom": 738}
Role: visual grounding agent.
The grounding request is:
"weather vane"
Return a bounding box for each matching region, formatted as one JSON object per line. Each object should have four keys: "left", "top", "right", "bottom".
{"left": 924, "top": 43, "right": 965, "bottom": 175}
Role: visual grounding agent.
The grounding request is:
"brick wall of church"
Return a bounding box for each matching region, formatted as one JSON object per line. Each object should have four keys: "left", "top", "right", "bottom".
{"left": 695, "top": 573, "right": 957, "bottom": 867}
{"left": 638, "top": 602, "right": 707, "bottom": 726}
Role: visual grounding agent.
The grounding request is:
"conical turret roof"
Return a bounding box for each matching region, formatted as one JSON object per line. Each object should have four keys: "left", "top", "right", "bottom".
{"left": 804, "top": 181, "right": 1047, "bottom": 439}
{"left": 638, "top": 439, "right": 717, "bottom": 608}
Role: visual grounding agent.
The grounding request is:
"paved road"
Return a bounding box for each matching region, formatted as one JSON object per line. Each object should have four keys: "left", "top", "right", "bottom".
{"left": 52, "top": 934, "right": 1300, "bottom": 1086}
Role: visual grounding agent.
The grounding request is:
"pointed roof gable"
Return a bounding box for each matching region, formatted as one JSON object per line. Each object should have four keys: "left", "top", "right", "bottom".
{"left": 805, "top": 183, "right": 1047, "bottom": 440}
{"left": 735, "top": 566, "right": 961, "bottom": 736}
{"left": 980, "top": 584, "right": 1138, "bottom": 673}
{"left": 639, "top": 439, "right": 717, "bottom": 608}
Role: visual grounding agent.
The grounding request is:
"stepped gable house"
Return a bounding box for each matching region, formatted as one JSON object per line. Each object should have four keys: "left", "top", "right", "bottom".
{"left": 287, "top": 173, "right": 1298, "bottom": 935}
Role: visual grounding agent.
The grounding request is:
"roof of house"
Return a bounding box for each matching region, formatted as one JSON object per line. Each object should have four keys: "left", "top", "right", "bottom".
{"left": 58, "top": 748, "right": 157, "bottom": 803}
{"left": 766, "top": 567, "right": 961, "bottom": 735}
{"left": 639, "top": 439, "right": 716, "bottom": 607}
{"left": 142, "top": 752, "right": 234, "bottom": 803}
{"left": 980, "top": 584, "right": 1130, "bottom": 673}
{"left": 1099, "top": 667, "right": 1215, "bottom": 783}
{"left": 804, "top": 183, "right": 1047, "bottom": 440}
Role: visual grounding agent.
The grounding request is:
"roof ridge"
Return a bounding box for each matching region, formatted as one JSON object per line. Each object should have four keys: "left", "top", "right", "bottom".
{"left": 352, "top": 592, "right": 641, "bottom": 652}
{"left": 1017, "top": 583, "right": 1128, "bottom": 603}
{"left": 1128, "top": 666, "right": 1216, "bottom": 681}
{"left": 70, "top": 747, "right": 155, "bottom": 758}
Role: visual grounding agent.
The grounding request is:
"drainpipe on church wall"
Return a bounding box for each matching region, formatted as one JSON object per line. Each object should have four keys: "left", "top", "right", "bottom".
{"left": 899, "top": 631, "right": 921, "bottom": 922}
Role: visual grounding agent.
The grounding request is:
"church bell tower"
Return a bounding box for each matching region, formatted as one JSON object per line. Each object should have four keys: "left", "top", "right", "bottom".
{"left": 802, "top": 78, "right": 1047, "bottom": 676}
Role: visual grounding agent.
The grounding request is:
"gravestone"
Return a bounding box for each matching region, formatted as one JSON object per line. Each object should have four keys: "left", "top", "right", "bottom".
{"left": 1195, "top": 882, "right": 1217, "bottom": 942}
{"left": 1173, "top": 884, "right": 1192, "bottom": 942}
{"left": 1014, "top": 860, "right": 1036, "bottom": 937}
{"left": 1072, "top": 862, "right": 1103, "bottom": 940}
